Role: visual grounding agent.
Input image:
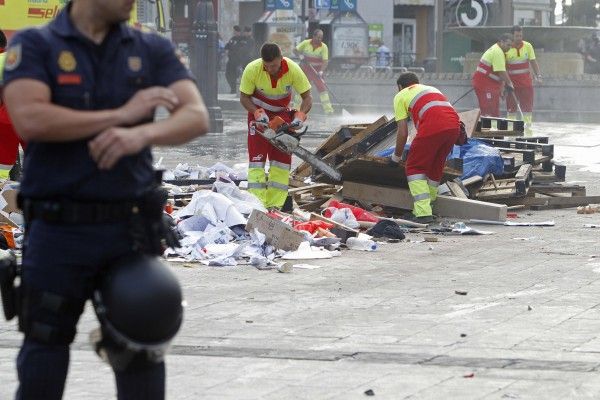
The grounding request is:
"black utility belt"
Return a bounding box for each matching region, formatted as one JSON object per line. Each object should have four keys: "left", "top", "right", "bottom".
{"left": 19, "top": 197, "right": 139, "bottom": 224}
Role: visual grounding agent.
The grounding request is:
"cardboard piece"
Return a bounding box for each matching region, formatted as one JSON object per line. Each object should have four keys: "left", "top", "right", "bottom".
{"left": 0, "top": 182, "right": 20, "bottom": 228}
{"left": 245, "top": 209, "right": 304, "bottom": 251}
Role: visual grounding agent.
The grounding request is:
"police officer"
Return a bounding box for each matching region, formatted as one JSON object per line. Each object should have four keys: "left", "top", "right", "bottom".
{"left": 2, "top": 0, "right": 209, "bottom": 399}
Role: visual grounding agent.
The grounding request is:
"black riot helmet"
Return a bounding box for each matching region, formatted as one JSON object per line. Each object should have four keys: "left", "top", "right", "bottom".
{"left": 91, "top": 255, "right": 183, "bottom": 370}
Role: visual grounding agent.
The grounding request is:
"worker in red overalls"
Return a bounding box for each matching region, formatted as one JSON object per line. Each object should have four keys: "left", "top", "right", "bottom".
{"left": 505, "top": 25, "right": 542, "bottom": 135}
{"left": 294, "top": 29, "right": 334, "bottom": 114}
{"left": 472, "top": 33, "right": 515, "bottom": 118}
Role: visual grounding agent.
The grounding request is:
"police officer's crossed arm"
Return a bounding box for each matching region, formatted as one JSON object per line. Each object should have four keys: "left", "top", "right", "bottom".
{"left": 88, "top": 80, "right": 209, "bottom": 169}
{"left": 4, "top": 80, "right": 183, "bottom": 142}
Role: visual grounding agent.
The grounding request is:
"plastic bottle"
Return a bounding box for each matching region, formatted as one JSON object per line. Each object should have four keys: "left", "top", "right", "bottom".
{"left": 346, "top": 237, "right": 377, "bottom": 251}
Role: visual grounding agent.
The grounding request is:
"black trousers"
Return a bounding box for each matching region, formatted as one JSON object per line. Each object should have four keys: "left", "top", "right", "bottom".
{"left": 225, "top": 60, "right": 241, "bottom": 92}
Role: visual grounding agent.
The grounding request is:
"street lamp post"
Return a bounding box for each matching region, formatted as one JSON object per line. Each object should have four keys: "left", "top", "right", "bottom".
{"left": 192, "top": 0, "right": 224, "bottom": 133}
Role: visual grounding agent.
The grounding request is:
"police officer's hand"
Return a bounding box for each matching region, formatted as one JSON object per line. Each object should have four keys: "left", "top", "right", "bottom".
{"left": 89, "top": 126, "right": 149, "bottom": 170}
{"left": 119, "top": 87, "right": 179, "bottom": 125}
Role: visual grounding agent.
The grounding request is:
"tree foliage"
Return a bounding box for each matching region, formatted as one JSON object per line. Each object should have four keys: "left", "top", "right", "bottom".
{"left": 564, "top": 0, "right": 600, "bottom": 26}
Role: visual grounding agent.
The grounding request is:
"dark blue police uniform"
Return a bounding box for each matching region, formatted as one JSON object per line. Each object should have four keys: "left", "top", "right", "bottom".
{"left": 3, "top": 3, "right": 192, "bottom": 399}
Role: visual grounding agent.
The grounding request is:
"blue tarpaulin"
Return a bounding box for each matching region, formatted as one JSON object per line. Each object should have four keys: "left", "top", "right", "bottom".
{"left": 377, "top": 138, "right": 504, "bottom": 180}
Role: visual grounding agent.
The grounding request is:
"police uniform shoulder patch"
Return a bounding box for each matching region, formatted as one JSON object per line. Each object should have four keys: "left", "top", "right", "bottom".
{"left": 128, "top": 56, "right": 142, "bottom": 72}
{"left": 58, "top": 51, "right": 77, "bottom": 72}
{"left": 4, "top": 44, "right": 22, "bottom": 71}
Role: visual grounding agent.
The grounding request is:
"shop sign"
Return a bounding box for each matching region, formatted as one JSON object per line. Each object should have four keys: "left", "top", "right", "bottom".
{"left": 332, "top": 25, "right": 368, "bottom": 58}
{"left": 265, "top": 0, "right": 294, "bottom": 11}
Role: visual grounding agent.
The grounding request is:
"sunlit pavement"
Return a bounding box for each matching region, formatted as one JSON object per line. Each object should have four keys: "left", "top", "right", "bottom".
{"left": 2, "top": 120, "right": 600, "bottom": 399}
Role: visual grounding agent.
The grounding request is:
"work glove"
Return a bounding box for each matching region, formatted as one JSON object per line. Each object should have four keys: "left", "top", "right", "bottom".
{"left": 318, "top": 70, "right": 324, "bottom": 78}
{"left": 254, "top": 108, "right": 269, "bottom": 125}
{"left": 389, "top": 153, "right": 402, "bottom": 166}
{"left": 290, "top": 111, "right": 307, "bottom": 129}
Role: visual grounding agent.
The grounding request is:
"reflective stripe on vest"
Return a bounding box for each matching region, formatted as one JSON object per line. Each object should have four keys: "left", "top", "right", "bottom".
{"left": 408, "top": 89, "right": 454, "bottom": 127}
{"left": 251, "top": 89, "right": 292, "bottom": 113}
{"left": 0, "top": 164, "right": 11, "bottom": 171}
{"left": 475, "top": 59, "right": 500, "bottom": 81}
{"left": 507, "top": 60, "right": 531, "bottom": 75}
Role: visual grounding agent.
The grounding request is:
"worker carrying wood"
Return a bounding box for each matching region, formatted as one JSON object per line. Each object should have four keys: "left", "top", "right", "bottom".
{"left": 505, "top": 25, "right": 542, "bottom": 136}
{"left": 390, "top": 72, "right": 461, "bottom": 224}
{"left": 472, "top": 33, "right": 515, "bottom": 118}
{"left": 239, "top": 43, "right": 312, "bottom": 210}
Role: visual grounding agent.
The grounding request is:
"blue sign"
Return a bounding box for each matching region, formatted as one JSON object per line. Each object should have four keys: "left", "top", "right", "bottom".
{"left": 315, "top": 0, "right": 331, "bottom": 9}
{"left": 265, "top": 0, "right": 294, "bottom": 10}
{"left": 330, "top": 0, "right": 357, "bottom": 11}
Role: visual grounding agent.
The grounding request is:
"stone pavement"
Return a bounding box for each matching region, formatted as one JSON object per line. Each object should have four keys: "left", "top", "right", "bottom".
{"left": 2, "top": 124, "right": 600, "bottom": 399}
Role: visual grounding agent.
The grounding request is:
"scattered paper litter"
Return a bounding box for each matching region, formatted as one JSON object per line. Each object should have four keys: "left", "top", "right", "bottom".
{"left": 292, "top": 264, "right": 325, "bottom": 269}
{"left": 281, "top": 242, "right": 334, "bottom": 260}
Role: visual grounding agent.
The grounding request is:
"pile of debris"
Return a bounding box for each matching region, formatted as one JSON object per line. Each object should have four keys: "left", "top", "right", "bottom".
{"left": 289, "top": 110, "right": 600, "bottom": 222}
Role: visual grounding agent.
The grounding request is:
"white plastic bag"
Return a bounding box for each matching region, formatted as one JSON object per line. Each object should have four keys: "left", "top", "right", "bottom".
{"left": 325, "top": 207, "right": 360, "bottom": 229}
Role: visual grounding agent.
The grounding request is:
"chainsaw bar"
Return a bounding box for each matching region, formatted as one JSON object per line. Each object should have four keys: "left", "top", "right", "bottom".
{"left": 259, "top": 129, "right": 342, "bottom": 181}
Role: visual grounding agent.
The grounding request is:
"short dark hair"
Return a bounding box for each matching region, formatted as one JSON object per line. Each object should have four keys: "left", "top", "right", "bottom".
{"left": 397, "top": 72, "right": 419, "bottom": 88}
{"left": 261, "top": 43, "right": 282, "bottom": 62}
{"left": 233, "top": 25, "right": 241, "bottom": 32}
{"left": 0, "top": 29, "right": 6, "bottom": 49}
{"left": 499, "top": 33, "right": 513, "bottom": 42}
{"left": 511, "top": 25, "right": 523, "bottom": 34}
{"left": 244, "top": 26, "right": 252, "bottom": 33}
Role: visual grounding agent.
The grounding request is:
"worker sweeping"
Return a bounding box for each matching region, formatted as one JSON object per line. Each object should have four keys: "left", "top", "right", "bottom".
{"left": 505, "top": 25, "right": 542, "bottom": 136}
{"left": 294, "top": 29, "right": 334, "bottom": 114}
{"left": 239, "top": 43, "right": 312, "bottom": 210}
{"left": 390, "top": 72, "right": 461, "bottom": 224}
{"left": 472, "top": 33, "right": 515, "bottom": 118}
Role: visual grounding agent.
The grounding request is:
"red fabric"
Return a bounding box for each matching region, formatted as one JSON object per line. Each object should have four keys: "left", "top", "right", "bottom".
{"left": 324, "top": 200, "right": 380, "bottom": 223}
{"left": 300, "top": 63, "right": 326, "bottom": 93}
{"left": 406, "top": 128, "right": 460, "bottom": 181}
{"left": 0, "top": 105, "right": 24, "bottom": 165}
{"left": 409, "top": 90, "right": 459, "bottom": 135}
{"left": 472, "top": 74, "right": 502, "bottom": 117}
{"left": 510, "top": 72, "right": 533, "bottom": 88}
{"left": 247, "top": 109, "right": 294, "bottom": 166}
{"left": 506, "top": 86, "right": 534, "bottom": 113}
{"left": 293, "top": 220, "right": 333, "bottom": 234}
{"left": 252, "top": 89, "right": 292, "bottom": 109}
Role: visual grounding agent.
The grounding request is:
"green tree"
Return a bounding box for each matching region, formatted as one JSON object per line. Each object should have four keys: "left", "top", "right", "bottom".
{"left": 564, "top": 0, "right": 600, "bottom": 26}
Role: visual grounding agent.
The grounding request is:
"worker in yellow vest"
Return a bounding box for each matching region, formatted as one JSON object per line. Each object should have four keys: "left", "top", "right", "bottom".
{"left": 505, "top": 25, "right": 542, "bottom": 135}
{"left": 472, "top": 33, "right": 514, "bottom": 117}
{"left": 294, "top": 29, "right": 334, "bottom": 114}
{"left": 239, "top": 43, "right": 312, "bottom": 209}
{"left": 391, "top": 72, "right": 460, "bottom": 224}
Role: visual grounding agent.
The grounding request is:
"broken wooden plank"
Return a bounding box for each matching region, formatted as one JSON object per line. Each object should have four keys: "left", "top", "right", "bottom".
{"left": 446, "top": 181, "right": 468, "bottom": 199}
{"left": 295, "top": 116, "right": 388, "bottom": 178}
{"left": 489, "top": 195, "right": 600, "bottom": 208}
{"left": 343, "top": 181, "right": 507, "bottom": 222}
{"left": 333, "top": 155, "right": 461, "bottom": 188}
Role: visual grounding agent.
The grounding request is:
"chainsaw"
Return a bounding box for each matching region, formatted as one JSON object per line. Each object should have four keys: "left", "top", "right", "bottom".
{"left": 253, "top": 116, "right": 342, "bottom": 181}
